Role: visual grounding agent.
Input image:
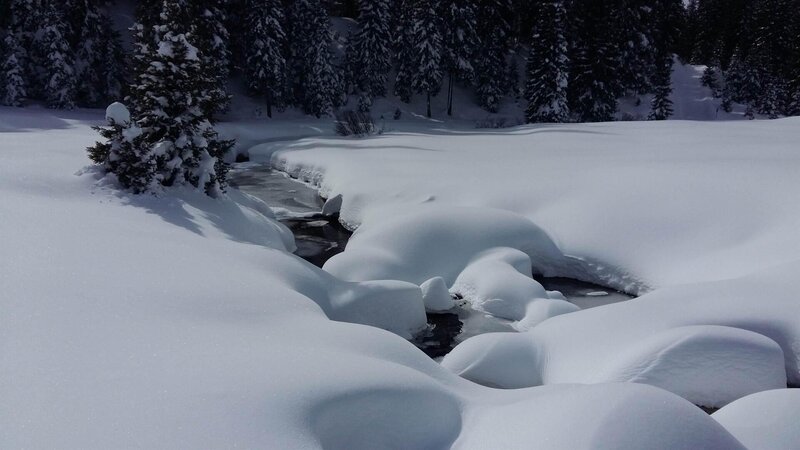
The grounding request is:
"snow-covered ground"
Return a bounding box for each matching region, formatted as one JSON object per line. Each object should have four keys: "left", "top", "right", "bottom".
{"left": 270, "top": 117, "right": 800, "bottom": 409}
{"left": 3, "top": 103, "right": 799, "bottom": 448}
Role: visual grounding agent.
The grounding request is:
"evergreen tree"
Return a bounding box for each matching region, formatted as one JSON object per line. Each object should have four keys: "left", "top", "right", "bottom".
{"left": 289, "top": 0, "right": 341, "bottom": 116}
{"left": 567, "top": 0, "right": 620, "bottom": 122}
{"left": 245, "top": 0, "right": 287, "bottom": 117}
{"left": 524, "top": 0, "right": 569, "bottom": 123}
{"left": 410, "top": 1, "right": 443, "bottom": 118}
{"left": 346, "top": 0, "right": 392, "bottom": 103}
{"left": 441, "top": 0, "right": 479, "bottom": 116}
{"left": 648, "top": 0, "right": 683, "bottom": 120}
{"left": 192, "top": 0, "right": 231, "bottom": 115}
{"left": 88, "top": 103, "right": 156, "bottom": 194}
{"left": 475, "top": 0, "right": 513, "bottom": 112}
{"left": 614, "top": 0, "right": 655, "bottom": 95}
{"left": 1, "top": 33, "right": 27, "bottom": 106}
{"left": 37, "top": 0, "right": 76, "bottom": 109}
{"left": 648, "top": 53, "right": 674, "bottom": 119}
{"left": 124, "top": 0, "right": 232, "bottom": 196}
{"left": 73, "top": 1, "right": 125, "bottom": 107}
{"left": 392, "top": 0, "right": 417, "bottom": 102}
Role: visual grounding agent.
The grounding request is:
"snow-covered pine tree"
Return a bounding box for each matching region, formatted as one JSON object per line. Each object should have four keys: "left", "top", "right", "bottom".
{"left": 245, "top": 0, "right": 287, "bottom": 117}
{"left": 410, "top": 1, "right": 443, "bottom": 118}
{"left": 37, "top": 0, "right": 77, "bottom": 109}
{"left": 191, "top": 0, "right": 231, "bottom": 115}
{"left": 1, "top": 33, "right": 27, "bottom": 106}
{"left": 345, "top": 0, "right": 392, "bottom": 103}
{"left": 567, "top": 0, "right": 620, "bottom": 122}
{"left": 524, "top": 0, "right": 569, "bottom": 123}
{"left": 126, "top": 0, "right": 232, "bottom": 196}
{"left": 474, "top": 0, "right": 513, "bottom": 112}
{"left": 88, "top": 103, "right": 156, "bottom": 194}
{"left": 392, "top": 0, "right": 417, "bottom": 103}
{"left": 441, "top": 0, "right": 479, "bottom": 116}
{"left": 648, "top": 0, "right": 682, "bottom": 120}
{"left": 289, "top": 0, "right": 341, "bottom": 117}
{"left": 648, "top": 53, "right": 674, "bottom": 120}
{"left": 614, "top": 0, "right": 655, "bottom": 95}
{"left": 9, "top": 0, "right": 40, "bottom": 96}
{"left": 73, "top": 1, "right": 125, "bottom": 107}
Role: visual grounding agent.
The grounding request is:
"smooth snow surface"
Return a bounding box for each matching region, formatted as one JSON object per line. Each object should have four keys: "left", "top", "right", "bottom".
{"left": 3, "top": 105, "right": 795, "bottom": 448}
{"left": 274, "top": 117, "right": 800, "bottom": 407}
{"left": 713, "top": 389, "right": 800, "bottom": 450}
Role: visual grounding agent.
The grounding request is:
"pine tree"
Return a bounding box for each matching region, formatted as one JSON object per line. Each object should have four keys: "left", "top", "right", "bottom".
{"left": 37, "top": 0, "right": 76, "bottom": 109}
{"left": 289, "top": 0, "right": 341, "bottom": 116}
{"left": 1, "top": 33, "right": 27, "bottom": 106}
{"left": 346, "top": 0, "right": 392, "bottom": 103}
{"left": 245, "top": 0, "right": 287, "bottom": 117}
{"left": 567, "top": 0, "right": 620, "bottom": 122}
{"left": 73, "top": 1, "right": 125, "bottom": 107}
{"left": 648, "top": 53, "right": 674, "bottom": 120}
{"left": 88, "top": 103, "right": 156, "bottom": 194}
{"left": 410, "top": 1, "right": 443, "bottom": 118}
{"left": 392, "top": 0, "right": 417, "bottom": 102}
{"left": 441, "top": 0, "right": 479, "bottom": 116}
{"left": 192, "top": 0, "right": 231, "bottom": 115}
{"left": 648, "top": 0, "right": 682, "bottom": 120}
{"left": 475, "top": 0, "right": 513, "bottom": 112}
{"left": 125, "top": 0, "right": 232, "bottom": 196}
{"left": 614, "top": 0, "right": 654, "bottom": 95}
{"left": 524, "top": 0, "right": 569, "bottom": 123}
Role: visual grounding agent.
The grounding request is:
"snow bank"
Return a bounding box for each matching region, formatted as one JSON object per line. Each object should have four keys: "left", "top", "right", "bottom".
{"left": 713, "top": 389, "right": 800, "bottom": 450}
{"left": 459, "top": 383, "right": 747, "bottom": 450}
{"left": 273, "top": 116, "right": 800, "bottom": 407}
{"left": 322, "top": 205, "right": 576, "bottom": 326}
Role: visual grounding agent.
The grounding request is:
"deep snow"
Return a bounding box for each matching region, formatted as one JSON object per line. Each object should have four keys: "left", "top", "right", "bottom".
{"left": 272, "top": 117, "right": 800, "bottom": 408}
{"left": 3, "top": 104, "right": 798, "bottom": 448}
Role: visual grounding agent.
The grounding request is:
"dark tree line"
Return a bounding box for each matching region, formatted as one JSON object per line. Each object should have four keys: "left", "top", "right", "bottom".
{"left": 3, "top": 0, "right": 799, "bottom": 123}
{"left": 684, "top": 0, "right": 800, "bottom": 118}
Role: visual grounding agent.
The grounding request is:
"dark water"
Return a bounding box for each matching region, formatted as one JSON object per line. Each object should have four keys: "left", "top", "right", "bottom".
{"left": 282, "top": 216, "right": 352, "bottom": 267}
{"left": 231, "top": 166, "right": 633, "bottom": 358}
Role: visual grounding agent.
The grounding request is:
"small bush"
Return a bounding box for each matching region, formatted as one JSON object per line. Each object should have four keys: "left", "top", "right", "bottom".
{"left": 334, "top": 110, "right": 383, "bottom": 137}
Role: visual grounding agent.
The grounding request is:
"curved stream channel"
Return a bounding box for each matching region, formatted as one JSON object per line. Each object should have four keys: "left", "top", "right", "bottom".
{"left": 231, "top": 164, "right": 633, "bottom": 359}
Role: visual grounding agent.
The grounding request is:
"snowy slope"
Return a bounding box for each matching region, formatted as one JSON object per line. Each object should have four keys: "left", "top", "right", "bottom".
{"left": 1, "top": 105, "right": 775, "bottom": 448}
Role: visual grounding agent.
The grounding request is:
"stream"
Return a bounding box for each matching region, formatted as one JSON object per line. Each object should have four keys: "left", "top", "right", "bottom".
{"left": 230, "top": 164, "right": 633, "bottom": 359}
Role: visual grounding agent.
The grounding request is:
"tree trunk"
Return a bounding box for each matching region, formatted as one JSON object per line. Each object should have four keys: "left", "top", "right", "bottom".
{"left": 266, "top": 98, "right": 272, "bottom": 118}
{"left": 427, "top": 91, "right": 432, "bottom": 118}
{"left": 447, "top": 72, "right": 454, "bottom": 116}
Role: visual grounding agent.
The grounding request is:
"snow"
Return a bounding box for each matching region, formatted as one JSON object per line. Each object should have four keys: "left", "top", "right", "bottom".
{"left": 273, "top": 117, "right": 800, "bottom": 407}
{"left": 421, "top": 276, "right": 455, "bottom": 312}
{"left": 713, "top": 389, "right": 800, "bottom": 450}
{"left": 3, "top": 104, "right": 797, "bottom": 447}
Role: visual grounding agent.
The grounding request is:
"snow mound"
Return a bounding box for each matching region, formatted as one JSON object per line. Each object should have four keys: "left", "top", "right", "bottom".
{"left": 602, "top": 325, "right": 786, "bottom": 407}
{"left": 452, "top": 247, "right": 578, "bottom": 326}
{"left": 323, "top": 205, "right": 566, "bottom": 284}
{"left": 326, "top": 279, "right": 427, "bottom": 339}
{"left": 420, "top": 277, "right": 455, "bottom": 312}
{"left": 322, "top": 205, "right": 577, "bottom": 326}
{"left": 441, "top": 332, "right": 542, "bottom": 389}
{"left": 105, "top": 101, "right": 130, "bottom": 124}
{"left": 444, "top": 268, "right": 799, "bottom": 406}
{"left": 459, "top": 383, "right": 746, "bottom": 450}
{"left": 713, "top": 389, "right": 800, "bottom": 450}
